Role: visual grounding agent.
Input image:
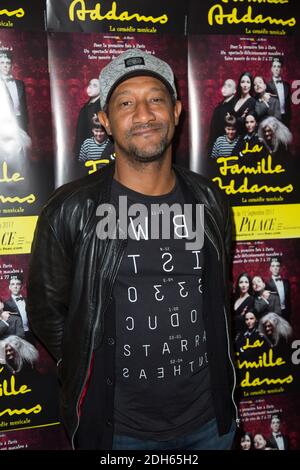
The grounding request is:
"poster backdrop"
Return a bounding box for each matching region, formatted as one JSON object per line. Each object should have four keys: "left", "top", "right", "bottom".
{"left": 48, "top": 31, "right": 188, "bottom": 185}
{"left": 0, "top": 0, "right": 45, "bottom": 31}
{"left": 46, "top": 0, "right": 188, "bottom": 186}
{"left": 0, "top": 0, "right": 68, "bottom": 451}
{"left": 0, "top": 0, "right": 300, "bottom": 451}
{"left": 188, "top": 0, "right": 300, "bottom": 450}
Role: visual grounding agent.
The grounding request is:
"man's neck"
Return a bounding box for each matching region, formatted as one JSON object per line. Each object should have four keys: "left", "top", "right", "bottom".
{"left": 114, "top": 156, "right": 175, "bottom": 196}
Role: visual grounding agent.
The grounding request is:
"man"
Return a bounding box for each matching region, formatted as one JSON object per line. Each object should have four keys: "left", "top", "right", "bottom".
{"left": 254, "top": 75, "right": 281, "bottom": 122}
{"left": 266, "top": 257, "right": 292, "bottom": 322}
{"left": 0, "top": 51, "right": 29, "bottom": 132}
{"left": 267, "top": 57, "right": 291, "bottom": 128}
{"left": 252, "top": 275, "right": 281, "bottom": 318}
{"left": 267, "top": 413, "right": 289, "bottom": 450}
{"left": 27, "top": 48, "right": 237, "bottom": 450}
{"left": 4, "top": 274, "right": 31, "bottom": 342}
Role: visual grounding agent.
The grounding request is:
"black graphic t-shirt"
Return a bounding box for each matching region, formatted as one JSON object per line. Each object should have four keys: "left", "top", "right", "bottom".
{"left": 111, "top": 178, "right": 214, "bottom": 440}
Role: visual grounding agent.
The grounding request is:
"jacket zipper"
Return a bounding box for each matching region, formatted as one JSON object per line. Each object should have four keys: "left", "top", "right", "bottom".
{"left": 205, "top": 208, "right": 240, "bottom": 428}
{"left": 71, "top": 233, "right": 127, "bottom": 449}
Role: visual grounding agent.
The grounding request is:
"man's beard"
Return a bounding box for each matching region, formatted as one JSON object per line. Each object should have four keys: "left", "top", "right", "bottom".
{"left": 120, "top": 124, "right": 172, "bottom": 165}
{"left": 128, "top": 137, "right": 169, "bottom": 163}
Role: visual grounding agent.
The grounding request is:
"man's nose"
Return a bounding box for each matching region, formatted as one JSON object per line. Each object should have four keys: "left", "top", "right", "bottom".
{"left": 133, "top": 100, "right": 155, "bottom": 123}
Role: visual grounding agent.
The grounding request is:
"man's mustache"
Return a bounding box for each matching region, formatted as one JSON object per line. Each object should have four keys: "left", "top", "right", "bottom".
{"left": 127, "top": 123, "right": 164, "bottom": 136}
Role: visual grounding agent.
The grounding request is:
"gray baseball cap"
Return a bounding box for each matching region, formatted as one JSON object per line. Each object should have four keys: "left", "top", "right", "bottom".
{"left": 99, "top": 48, "right": 177, "bottom": 109}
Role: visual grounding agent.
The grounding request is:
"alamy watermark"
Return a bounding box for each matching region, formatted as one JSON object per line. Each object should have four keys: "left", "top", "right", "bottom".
{"left": 95, "top": 196, "right": 204, "bottom": 250}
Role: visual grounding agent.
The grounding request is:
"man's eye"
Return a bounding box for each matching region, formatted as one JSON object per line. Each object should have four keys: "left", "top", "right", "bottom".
{"left": 151, "top": 97, "right": 163, "bottom": 103}
{"left": 120, "top": 101, "right": 131, "bottom": 107}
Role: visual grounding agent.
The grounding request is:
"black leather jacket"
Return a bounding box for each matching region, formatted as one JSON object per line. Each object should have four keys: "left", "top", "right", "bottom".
{"left": 27, "top": 163, "right": 238, "bottom": 449}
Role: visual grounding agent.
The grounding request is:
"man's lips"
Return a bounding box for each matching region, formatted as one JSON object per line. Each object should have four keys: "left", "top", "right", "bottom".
{"left": 129, "top": 126, "right": 162, "bottom": 137}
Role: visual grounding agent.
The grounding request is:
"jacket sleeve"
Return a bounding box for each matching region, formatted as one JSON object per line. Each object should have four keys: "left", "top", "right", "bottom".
{"left": 27, "top": 210, "right": 72, "bottom": 362}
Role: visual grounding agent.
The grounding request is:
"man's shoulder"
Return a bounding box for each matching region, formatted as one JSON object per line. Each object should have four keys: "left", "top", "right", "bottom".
{"left": 174, "top": 164, "right": 228, "bottom": 205}
{"left": 174, "top": 164, "right": 211, "bottom": 185}
{"left": 42, "top": 163, "right": 114, "bottom": 218}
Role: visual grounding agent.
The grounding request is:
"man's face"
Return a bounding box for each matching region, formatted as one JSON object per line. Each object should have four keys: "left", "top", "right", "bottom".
{"left": 252, "top": 276, "right": 265, "bottom": 293}
{"left": 271, "top": 417, "right": 281, "bottom": 433}
{"left": 99, "top": 75, "right": 181, "bottom": 164}
{"left": 225, "top": 126, "right": 236, "bottom": 141}
{"left": 270, "top": 261, "right": 281, "bottom": 277}
{"left": 9, "top": 279, "right": 22, "bottom": 296}
{"left": 0, "top": 57, "right": 12, "bottom": 76}
{"left": 254, "top": 76, "right": 266, "bottom": 95}
{"left": 272, "top": 61, "right": 282, "bottom": 79}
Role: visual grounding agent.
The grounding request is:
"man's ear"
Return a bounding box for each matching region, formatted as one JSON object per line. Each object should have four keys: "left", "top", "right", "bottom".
{"left": 174, "top": 100, "right": 182, "bottom": 126}
{"left": 98, "top": 111, "right": 112, "bottom": 136}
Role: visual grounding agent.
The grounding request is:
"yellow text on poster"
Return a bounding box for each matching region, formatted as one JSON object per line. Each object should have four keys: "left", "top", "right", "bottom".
{"left": 233, "top": 204, "right": 300, "bottom": 241}
{"left": 0, "top": 217, "right": 38, "bottom": 255}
